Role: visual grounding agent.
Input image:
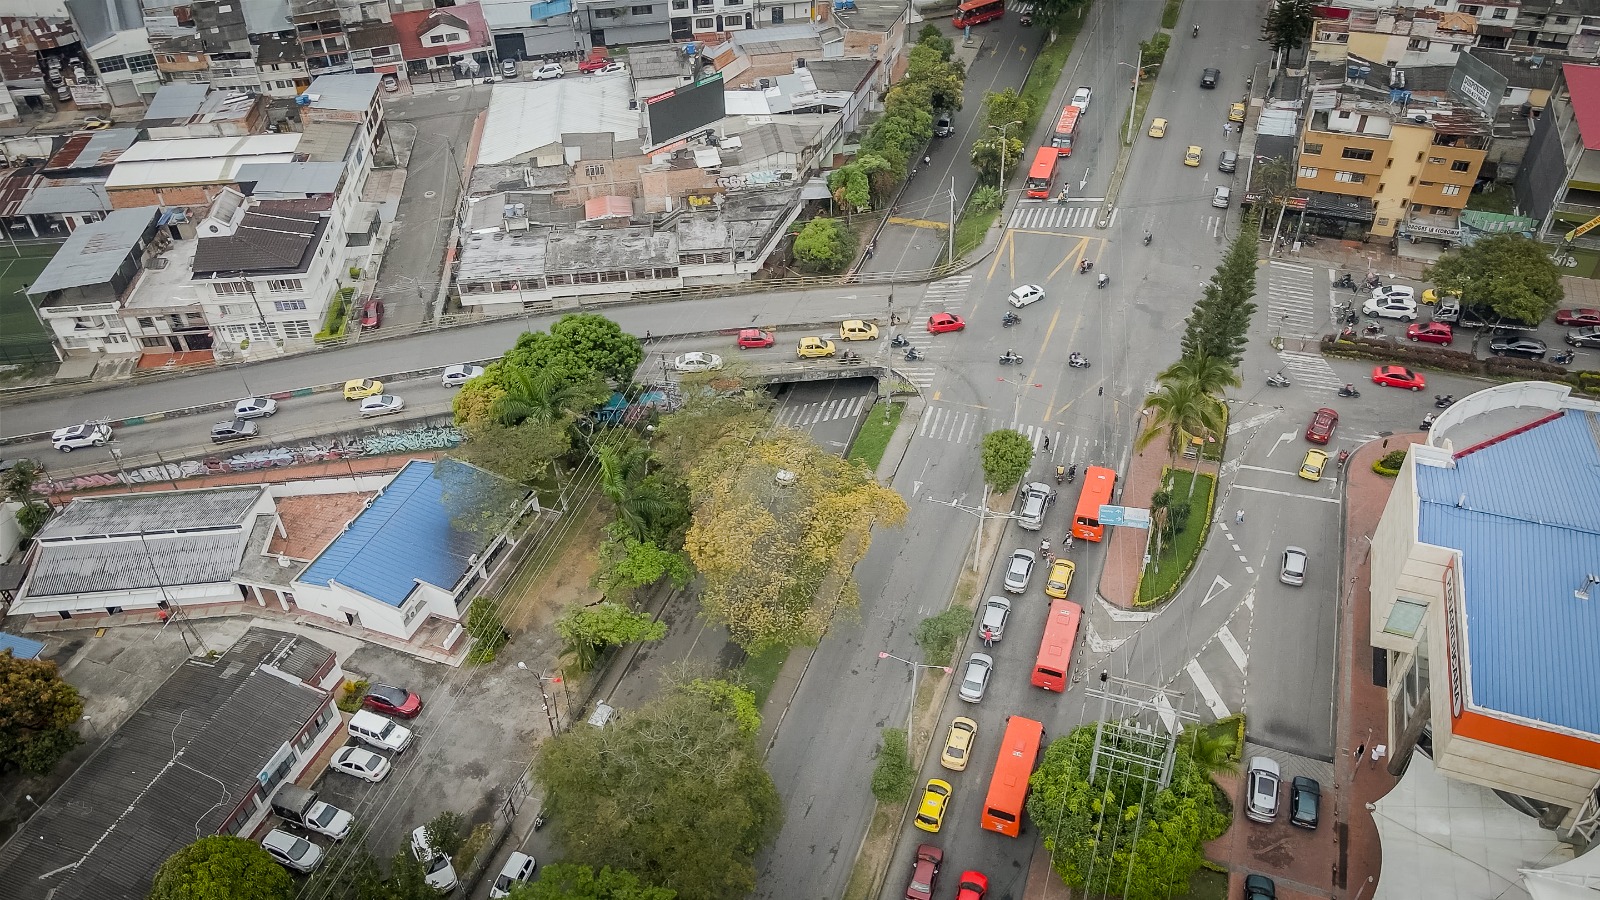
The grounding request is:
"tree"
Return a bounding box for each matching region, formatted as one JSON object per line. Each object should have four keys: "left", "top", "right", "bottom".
{"left": 534, "top": 682, "right": 781, "bottom": 900}
{"left": 503, "top": 864, "right": 675, "bottom": 900}
{"left": 827, "top": 164, "right": 871, "bottom": 212}
{"left": 1136, "top": 378, "right": 1225, "bottom": 466}
{"left": 900, "top": 44, "right": 965, "bottom": 113}
{"left": 425, "top": 810, "right": 466, "bottom": 858}
{"left": 148, "top": 835, "right": 294, "bottom": 900}
{"left": 1159, "top": 353, "right": 1241, "bottom": 401}
{"left": 970, "top": 185, "right": 1002, "bottom": 214}
{"left": 597, "top": 439, "right": 691, "bottom": 546}
{"left": 1177, "top": 723, "right": 1239, "bottom": 780}
{"left": 1028, "top": 0, "right": 1092, "bottom": 31}
{"left": 1137, "top": 32, "right": 1171, "bottom": 71}
{"left": 1263, "top": 0, "right": 1316, "bottom": 52}
{"left": 1427, "top": 233, "right": 1563, "bottom": 326}
{"left": 3, "top": 460, "right": 52, "bottom": 540}
{"left": 556, "top": 602, "right": 668, "bottom": 671}
{"left": 916, "top": 23, "right": 954, "bottom": 61}
{"left": 465, "top": 597, "right": 509, "bottom": 664}
{"left": 979, "top": 429, "right": 1034, "bottom": 493}
{"left": 650, "top": 390, "right": 773, "bottom": 479}
{"left": 452, "top": 419, "right": 572, "bottom": 486}
{"left": 792, "top": 218, "right": 855, "bottom": 274}
{"left": 683, "top": 429, "right": 907, "bottom": 651}
{"left": 981, "top": 88, "right": 1034, "bottom": 132}
{"left": 502, "top": 314, "right": 645, "bottom": 386}
{"left": 0, "top": 650, "right": 83, "bottom": 775}
{"left": 870, "top": 728, "right": 915, "bottom": 803}
{"left": 596, "top": 528, "right": 692, "bottom": 598}
{"left": 491, "top": 366, "right": 611, "bottom": 429}
{"left": 680, "top": 678, "right": 761, "bottom": 738}
{"left": 1179, "top": 215, "right": 1260, "bottom": 366}
{"left": 912, "top": 606, "right": 975, "bottom": 667}
{"left": 970, "top": 135, "right": 1025, "bottom": 185}
{"left": 1027, "top": 725, "right": 1230, "bottom": 900}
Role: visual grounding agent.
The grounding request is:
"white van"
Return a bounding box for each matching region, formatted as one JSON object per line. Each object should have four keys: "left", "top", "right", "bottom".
{"left": 348, "top": 709, "right": 412, "bottom": 752}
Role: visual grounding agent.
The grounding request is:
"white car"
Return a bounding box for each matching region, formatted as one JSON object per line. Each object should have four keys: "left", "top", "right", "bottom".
{"left": 51, "top": 422, "right": 111, "bottom": 452}
{"left": 489, "top": 851, "right": 538, "bottom": 898}
{"left": 1007, "top": 284, "right": 1045, "bottom": 308}
{"left": 329, "top": 746, "right": 391, "bottom": 782}
{"left": 359, "top": 394, "right": 405, "bottom": 417}
{"left": 1371, "top": 285, "right": 1417, "bottom": 303}
{"left": 1212, "top": 185, "right": 1231, "bottom": 208}
{"left": 533, "top": 62, "right": 563, "bottom": 80}
{"left": 1002, "top": 548, "right": 1036, "bottom": 593}
{"left": 1280, "top": 546, "right": 1308, "bottom": 586}
{"left": 1362, "top": 295, "right": 1419, "bottom": 321}
{"left": 441, "top": 363, "right": 485, "bottom": 387}
{"left": 958, "top": 652, "right": 993, "bottom": 702}
{"left": 411, "top": 826, "right": 460, "bottom": 892}
{"left": 1071, "top": 87, "right": 1092, "bottom": 110}
{"left": 234, "top": 397, "right": 278, "bottom": 419}
{"left": 673, "top": 351, "right": 724, "bottom": 372}
{"left": 979, "top": 596, "right": 1011, "bottom": 642}
{"left": 261, "top": 828, "right": 323, "bottom": 873}
{"left": 300, "top": 800, "right": 354, "bottom": 840}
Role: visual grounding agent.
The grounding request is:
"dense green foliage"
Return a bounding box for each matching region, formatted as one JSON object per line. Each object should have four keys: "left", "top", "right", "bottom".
{"left": 1179, "top": 212, "right": 1261, "bottom": 366}
{"left": 792, "top": 217, "right": 855, "bottom": 274}
{"left": 556, "top": 602, "right": 668, "bottom": 672}
{"left": 979, "top": 429, "right": 1035, "bottom": 492}
{"left": 870, "top": 727, "right": 915, "bottom": 803}
{"left": 971, "top": 88, "right": 1034, "bottom": 185}
{"left": 1428, "top": 233, "right": 1564, "bottom": 326}
{"left": 1263, "top": 0, "right": 1316, "bottom": 52}
{"left": 0, "top": 650, "right": 83, "bottom": 775}
{"left": 147, "top": 836, "right": 294, "bottom": 900}
{"left": 505, "top": 864, "right": 676, "bottom": 900}
{"left": 453, "top": 313, "right": 639, "bottom": 428}
{"left": 912, "top": 606, "right": 976, "bottom": 667}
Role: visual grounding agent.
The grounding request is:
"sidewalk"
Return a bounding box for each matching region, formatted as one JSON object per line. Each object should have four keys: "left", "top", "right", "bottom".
{"left": 1095, "top": 426, "right": 1219, "bottom": 610}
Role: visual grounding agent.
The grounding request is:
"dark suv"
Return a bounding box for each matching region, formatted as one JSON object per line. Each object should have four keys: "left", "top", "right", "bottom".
{"left": 1200, "top": 68, "right": 1219, "bottom": 88}
{"left": 1290, "top": 776, "right": 1321, "bottom": 828}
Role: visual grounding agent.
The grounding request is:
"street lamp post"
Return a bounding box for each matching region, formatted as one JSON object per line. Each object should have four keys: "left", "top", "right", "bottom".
{"left": 517, "top": 662, "right": 568, "bottom": 736}
{"left": 988, "top": 120, "right": 1022, "bottom": 194}
{"left": 1118, "top": 52, "right": 1147, "bottom": 145}
{"left": 877, "top": 651, "right": 951, "bottom": 753}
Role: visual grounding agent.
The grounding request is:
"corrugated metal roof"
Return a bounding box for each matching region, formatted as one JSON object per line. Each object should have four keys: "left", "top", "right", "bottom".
{"left": 26, "top": 206, "right": 160, "bottom": 294}
{"left": 0, "top": 632, "right": 45, "bottom": 659}
{"left": 478, "top": 79, "right": 643, "bottom": 165}
{"left": 297, "top": 459, "right": 515, "bottom": 607}
{"left": 1414, "top": 409, "right": 1600, "bottom": 737}
{"left": 1563, "top": 63, "right": 1600, "bottom": 150}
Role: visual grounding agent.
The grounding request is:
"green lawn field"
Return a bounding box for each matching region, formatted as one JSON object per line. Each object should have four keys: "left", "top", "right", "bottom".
{"left": 0, "top": 244, "right": 61, "bottom": 367}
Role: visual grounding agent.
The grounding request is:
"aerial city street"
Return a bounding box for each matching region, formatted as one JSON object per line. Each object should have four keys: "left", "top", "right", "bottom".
{"left": 0, "top": 0, "right": 1597, "bottom": 899}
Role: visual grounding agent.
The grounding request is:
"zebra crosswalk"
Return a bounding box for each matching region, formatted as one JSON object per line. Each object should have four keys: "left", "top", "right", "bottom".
{"left": 1265, "top": 260, "right": 1345, "bottom": 392}
{"left": 774, "top": 396, "right": 868, "bottom": 428}
{"left": 914, "top": 405, "right": 1093, "bottom": 463}
{"left": 1008, "top": 202, "right": 1099, "bottom": 232}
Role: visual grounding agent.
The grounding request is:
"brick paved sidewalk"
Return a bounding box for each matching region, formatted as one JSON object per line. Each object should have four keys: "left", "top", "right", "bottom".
{"left": 1098, "top": 424, "right": 1219, "bottom": 610}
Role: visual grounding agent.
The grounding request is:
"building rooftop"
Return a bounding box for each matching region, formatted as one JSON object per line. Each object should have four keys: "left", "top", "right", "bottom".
{"left": 191, "top": 207, "right": 325, "bottom": 275}
{"left": 392, "top": 4, "right": 490, "bottom": 61}
{"left": 235, "top": 161, "right": 345, "bottom": 198}
{"left": 106, "top": 135, "right": 303, "bottom": 191}
{"left": 478, "top": 77, "right": 644, "bottom": 165}
{"left": 295, "top": 121, "right": 361, "bottom": 164}
{"left": 26, "top": 206, "right": 159, "bottom": 296}
{"left": 828, "top": 0, "right": 904, "bottom": 33}
{"left": 1413, "top": 407, "right": 1600, "bottom": 738}
{"left": 1562, "top": 62, "right": 1600, "bottom": 150}
{"left": 17, "top": 182, "right": 112, "bottom": 216}
{"left": 303, "top": 73, "right": 380, "bottom": 111}
{"left": 256, "top": 32, "right": 304, "bottom": 66}
{"left": 0, "top": 628, "right": 333, "bottom": 900}
{"left": 296, "top": 460, "right": 520, "bottom": 608}
{"left": 0, "top": 631, "right": 45, "bottom": 659}
{"left": 43, "top": 128, "right": 139, "bottom": 173}
{"left": 143, "top": 82, "right": 212, "bottom": 125}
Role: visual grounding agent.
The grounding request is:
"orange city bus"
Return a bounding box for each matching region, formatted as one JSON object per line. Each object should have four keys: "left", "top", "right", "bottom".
{"left": 1071, "top": 465, "right": 1116, "bottom": 541}
{"left": 1050, "top": 106, "right": 1081, "bottom": 156}
{"left": 1031, "top": 600, "right": 1084, "bottom": 692}
{"left": 1024, "top": 147, "right": 1058, "bottom": 199}
{"left": 953, "top": 0, "right": 1005, "bottom": 28}
{"left": 980, "top": 715, "right": 1046, "bottom": 837}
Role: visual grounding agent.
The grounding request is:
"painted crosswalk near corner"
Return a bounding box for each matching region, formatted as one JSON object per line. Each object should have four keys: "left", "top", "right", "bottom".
{"left": 1160, "top": 582, "right": 1258, "bottom": 729}
{"left": 1008, "top": 203, "right": 1102, "bottom": 232}
{"left": 774, "top": 396, "right": 868, "bottom": 428}
{"left": 1265, "top": 259, "right": 1347, "bottom": 392}
{"left": 914, "top": 406, "right": 1092, "bottom": 465}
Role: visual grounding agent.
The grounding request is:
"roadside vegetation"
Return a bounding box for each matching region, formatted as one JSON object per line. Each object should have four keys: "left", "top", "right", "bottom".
{"left": 980, "top": 428, "right": 1035, "bottom": 493}
{"left": 846, "top": 400, "right": 905, "bottom": 469}
{"left": 1427, "top": 233, "right": 1563, "bottom": 325}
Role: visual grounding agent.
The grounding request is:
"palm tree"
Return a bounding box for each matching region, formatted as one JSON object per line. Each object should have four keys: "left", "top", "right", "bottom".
{"left": 1178, "top": 723, "right": 1240, "bottom": 781}
{"left": 598, "top": 444, "right": 684, "bottom": 545}
{"left": 490, "top": 367, "right": 607, "bottom": 428}
{"left": 1161, "top": 352, "right": 1240, "bottom": 400}
{"left": 1136, "top": 377, "right": 1226, "bottom": 466}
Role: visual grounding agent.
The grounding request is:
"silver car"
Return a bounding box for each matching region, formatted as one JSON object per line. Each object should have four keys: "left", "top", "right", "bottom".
{"left": 1003, "top": 549, "right": 1036, "bottom": 594}
{"left": 979, "top": 596, "right": 1011, "bottom": 642}
{"left": 1245, "top": 756, "right": 1282, "bottom": 823}
{"left": 262, "top": 828, "right": 323, "bottom": 873}
{"left": 1280, "top": 547, "right": 1307, "bottom": 586}
{"left": 958, "top": 653, "right": 993, "bottom": 702}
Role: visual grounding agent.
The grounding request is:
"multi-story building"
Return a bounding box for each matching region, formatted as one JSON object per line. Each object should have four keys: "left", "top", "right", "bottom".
{"left": 392, "top": 3, "right": 494, "bottom": 86}
{"left": 1515, "top": 61, "right": 1600, "bottom": 275}
{"left": 482, "top": 0, "right": 589, "bottom": 61}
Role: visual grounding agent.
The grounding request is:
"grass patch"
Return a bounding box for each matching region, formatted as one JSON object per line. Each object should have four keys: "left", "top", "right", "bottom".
{"left": 1467, "top": 184, "right": 1514, "bottom": 215}
{"left": 0, "top": 245, "right": 59, "bottom": 366}
{"left": 1183, "top": 866, "right": 1229, "bottom": 900}
{"left": 740, "top": 644, "right": 789, "bottom": 709}
{"left": 1018, "top": 16, "right": 1086, "bottom": 143}
{"left": 1136, "top": 468, "right": 1216, "bottom": 603}
{"left": 848, "top": 400, "right": 904, "bottom": 468}
{"left": 1125, "top": 77, "right": 1158, "bottom": 146}
{"left": 951, "top": 205, "right": 999, "bottom": 259}
{"left": 1162, "top": 0, "right": 1183, "bottom": 29}
{"left": 841, "top": 803, "right": 901, "bottom": 900}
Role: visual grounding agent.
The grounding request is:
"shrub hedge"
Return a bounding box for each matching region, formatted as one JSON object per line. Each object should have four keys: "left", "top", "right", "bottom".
{"left": 1322, "top": 333, "right": 1599, "bottom": 396}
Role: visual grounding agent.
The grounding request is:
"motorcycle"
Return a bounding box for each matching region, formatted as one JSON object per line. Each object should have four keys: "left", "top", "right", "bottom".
{"left": 1335, "top": 273, "right": 1357, "bottom": 291}
{"left": 1192, "top": 24, "right": 1199, "bottom": 36}
{"left": 1552, "top": 350, "right": 1576, "bottom": 365}
{"left": 1421, "top": 413, "right": 1436, "bottom": 431}
{"left": 1066, "top": 464, "right": 1077, "bottom": 483}
{"left": 1002, "top": 312, "right": 1020, "bottom": 328}
{"left": 533, "top": 811, "right": 548, "bottom": 830}
{"left": 1068, "top": 353, "right": 1091, "bottom": 369}
{"left": 903, "top": 347, "right": 923, "bottom": 361}
{"left": 1078, "top": 260, "right": 1094, "bottom": 274}
{"left": 1338, "top": 449, "right": 1350, "bottom": 469}
{"left": 1143, "top": 232, "right": 1153, "bottom": 246}
{"left": 890, "top": 334, "right": 910, "bottom": 348}
{"left": 1434, "top": 394, "right": 1455, "bottom": 408}
{"left": 1337, "top": 384, "right": 1361, "bottom": 398}
{"left": 1266, "top": 372, "right": 1291, "bottom": 387}
{"left": 1096, "top": 273, "right": 1109, "bottom": 289}
{"left": 1362, "top": 323, "right": 1384, "bottom": 337}
{"left": 1055, "top": 465, "right": 1066, "bottom": 485}
{"left": 839, "top": 351, "right": 862, "bottom": 365}
{"left": 999, "top": 353, "right": 1024, "bottom": 365}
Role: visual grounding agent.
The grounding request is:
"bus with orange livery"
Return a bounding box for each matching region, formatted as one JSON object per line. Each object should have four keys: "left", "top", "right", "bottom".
{"left": 1031, "top": 600, "right": 1083, "bottom": 692}
{"left": 953, "top": 0, "right": 1005, "bottom": 28}
{"left": 1050, "top": 106, "right": 1081, "bottom": 155}
{"left": 1071, "top": 465, "right": 1116, "bottom": 541}
{"left": 1024, "top": 147, "right": 1058, "bottom": 199}
{"left": 980, "top": 715, "right": 1046, "bottom": 837}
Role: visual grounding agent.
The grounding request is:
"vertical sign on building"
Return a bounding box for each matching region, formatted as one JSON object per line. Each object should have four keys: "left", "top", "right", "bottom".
{"left": 1442, "top": 559, "right": 1464, "bottom": 718}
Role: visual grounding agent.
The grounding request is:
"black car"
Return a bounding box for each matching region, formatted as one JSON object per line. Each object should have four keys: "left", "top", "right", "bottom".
{"left": 209, "top": 419, "right": 259, "bottom": 444}
{"left": 1218, "top": 150, "right": 1238, "bottom": 173}
{"left": 934, "top": 114, "right": 953, "bottom": 138}
{"left": 1201, "top": 67, "right": 1219, "bottom": 88}
{"left": 1567, "top": 326, "right": 1600, "bottom": 349}
{"left": 1290, "top": 776, "right": 1320, "bottom": 828}
{"left": 1244, "top": 874, "right": 1276, "bottom": 900}
{"left": 1489, "top": 336, "right": 1548, "bottom": 359}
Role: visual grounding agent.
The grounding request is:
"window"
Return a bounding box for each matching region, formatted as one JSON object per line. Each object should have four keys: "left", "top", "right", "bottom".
{"left": 1556, "top": 15, "right": 1570, "bottom": 25}
{"left": 1460, "top": 4, "right": 1482, "bottom": 14}
{"left": 594, "top": 7, "right": 619, "bottom": 17}
{"left": 724, "top": 15, "right": 744, "bottom": 28}
{"left": 1492, "top": 7, "right": 1507, "bottom": 18}
{"left": 694, "top": 16, "right": 715, "bottom": 28}
{"left": 1383, "top": 597, "right": 1428, "bottom": 638}
{"left": 1428, "top": 156, "right": 1445, "bottom": 165}
{"left": 1303, "top": 142, "right": 1323, "bottom": 155}
{"left": 267, "top": 278, "right": 302, "bottom": 292}
{"left": 1441, "top": 183, "right": 1462, "bottom": 196}
{"left": 672, "top": 0, "right": 688, "bottom": 8}
{"left": 584, "top": 164, "right": 605, "bottom": 176}
{"left": 1334, "top": 171, "right": 1367, "bottom": 183}
{"left": 725, "top": 0, "right": 744, "bottom": 5}
{"left": 1451, "top": 159, "right": 1470, "bottom": 172}
{"left": 632, "top": 4, "right": 654, "bottom": 12}
{"left": 1408, "top": 38, "right": 1429, "bottom": 50}
{"left": 273, "top": 299, "right": 307, "bottom": 311}
{"left": 771, "top": 6, "right": 783, "bottom": 22}
{"left": 96, "top": 55, "right": 129, "bottom": 73}
{"left": 1341, "top": 147, "right": 1374, "bottom": 161}
{"left": 282, "top": 320, "right": 313, "bottom": 339}
{"left": 212, "top": 280, "right": 249, "bottom": 296}
{"left": 136, "top": 316, "right": 155, "bottom": 329}
{"left": 127, "top": 53, "right": 157, "bottom": 74}
{"left": 1299, "top": 166, "right": 1320, "bottom": 178}
{"left": 429, "top": 34, "right": 447, "bottom": 44}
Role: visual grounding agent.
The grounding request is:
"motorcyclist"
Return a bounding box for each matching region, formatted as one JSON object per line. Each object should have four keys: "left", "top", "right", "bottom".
{"left": 1003, "top": 349, "right": 1020, "bottom": 361}
{"left": 1192, "top": 24, "right": 1199, "bottom": 36}
{"left": 1342, "top": 383, "right": 1354, "bottom": 394}
{"left": 1097, "top": 273, "right": 1109, "bottom": 287}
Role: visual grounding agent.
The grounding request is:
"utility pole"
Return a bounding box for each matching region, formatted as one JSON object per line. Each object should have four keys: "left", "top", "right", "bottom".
{"left": 1125, "top": 47, "right": 1143, "bottom": 146}
{"left": 947, "top": 177, "right": 955, "bottom": 263}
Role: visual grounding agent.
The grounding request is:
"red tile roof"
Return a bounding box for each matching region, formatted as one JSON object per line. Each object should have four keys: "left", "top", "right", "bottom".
{"left": 1564, "top": 63, "right": 1600, "bottom": 150}
{"left": 391, "top": 2, "right": 490, "bottom": 63}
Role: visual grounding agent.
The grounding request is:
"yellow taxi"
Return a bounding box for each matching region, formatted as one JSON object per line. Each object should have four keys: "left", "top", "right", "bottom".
{"left": 1229, "top": 102, "right": 1246, "bottom": 123}
{"left": 940, "top": 717, "right": 978, "bottom": 771}
{"left": 1299, "top": 448, "right": 1330, "bottom": 482}
{"left": 1148, "top": 117, "right": 1168, "bottom": 138}
{"left": 343, "top": 378, "right": 385, "bottom": 400}
{"left": 838, "top": 319, "right": 879, "bottom": 341}
{"left": 1044, "top": 558, "right": 1077, "bottom": 599}
{"left": 1421, "top": 288, "right": 1461, "bottom": 306}
{"left": 913, "top": 778, "right": 953, "bottom": 833}
{"left": 796, "top": 337, "right": 837, "bottom": 359}
{"left": 1184, "top": 145, "right": 1203, "bottom": 167}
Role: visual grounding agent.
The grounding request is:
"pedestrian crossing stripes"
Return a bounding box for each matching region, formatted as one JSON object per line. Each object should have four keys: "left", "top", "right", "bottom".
{"left": 1205, "top": 215, "right": 1225, "bottom": 238}
{"left": 1006, "top": 0, "right": 1033, "bottom": 11}
{"left": 774, "top": 396, "right": 867, "bottom": 427}
{"left": 915, "top": 407, "right": 1088, "bottom": 461}
{"left": 1008, "top": 203, "right": 1099, "bottom": 231}
{"left": 898, "top": 367, "right": 936, "bottom": 388}
{"left": 1264, "top": 260, "right": 1347, "bottom": 392}
{"left": 1276, "top": 349, "right": 1345, "bottom": 391}
{"left": 920, "top": 274, "right": 971, "bottom": 308}
{"left": 918, "top": 405, "right": 980, "bottom": 444}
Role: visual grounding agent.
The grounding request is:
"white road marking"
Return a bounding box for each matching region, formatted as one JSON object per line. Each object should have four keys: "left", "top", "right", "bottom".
{"left": 1227, "top": 411, "right": 1279, "bottom": 435}
{"left": 1155, "top": 692, "right": 1179, "bottom": 735}
{"left": 1231, "top": 483, "right": 1341, "bottom": 504}
{"left": 1218, "top": 625, "right": 1248, "bottom": 672}
{"left": 1186, "top": 659, "right": 1232, "bottom": 718}
{"left": 1201, "top": 574, "right": 1231, "bottom": 607}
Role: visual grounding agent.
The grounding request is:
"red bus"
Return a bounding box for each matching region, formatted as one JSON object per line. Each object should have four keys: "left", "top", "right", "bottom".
{"left": 1032, "top": 600, "right": 1083, "bottom": 691}
{"left": 1024, "top": 147, "right": 1057, "bottom": 199}
{"left": 1050, "top": 106, "right": 1081, "bottom": 156}
{"left": 981, "top": 716, "right": 1046, "bottom": 837}
{"left": 1071, "top": 465, "right": 1116, "bottom": 541}
{"left": 953, "top": 0, "right": 1004, "bottom": 28}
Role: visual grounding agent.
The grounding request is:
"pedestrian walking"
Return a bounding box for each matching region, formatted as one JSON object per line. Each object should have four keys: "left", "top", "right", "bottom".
{"left": 1355, "top": 742, "right": 1367, "bottom": 762}
{"left": 1064, "top": 535, "right": 1074, "bottom": 552}
{"left": 1235, "top": 509, "right": 1245, "bottom": 524}
{"left": 982, "top": 626, "right": 994, "bottom": 648}
{"left": 1370, "top": 744, "right": 1387, "bottom": 769}
{"left": 1043, "top": 434, "right": 1051, "bottom": 451}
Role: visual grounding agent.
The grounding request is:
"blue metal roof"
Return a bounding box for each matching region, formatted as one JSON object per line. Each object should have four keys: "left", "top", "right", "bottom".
{"left": 297, "top": 460, "right": 516, "bottom": 608}
{"left": 1415, "top": 409, "right": 1600, "bottom": 737}
{"left": 0, "top": 632, "right": 45, "bottom": 660}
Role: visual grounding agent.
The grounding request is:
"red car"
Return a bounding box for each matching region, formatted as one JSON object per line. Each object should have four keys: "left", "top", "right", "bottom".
{"left": 577, "top": 49, "right": 612, "bottom": 72}
{"left": 361, "top": 683, "right": 423, "bottom": 719}
{"left": 905, "top": 844, "right": 942, "bottom": 900}
{"left": 1406, "top": 322, "right": 1453, "bottom": 345}
{"left": 737, "top": 328, "right": 775, "bottom": 349}
{"left": 1555, "top": 307, "right": 1600, "bottom": 327}
{"left": 1304, "top": 407, "right": 1338, "bottom": 444}
{"left": 1372, "top": 364, "right": 1425, "bottom": 391}
{"left": 361, "top": 298, "right": 384, "bottom": 329}
{"left": 955, "top": 870, "right": 989, "bottom": 900}
{"left": 927, "top": 312, "right": 965, "bottom": 334}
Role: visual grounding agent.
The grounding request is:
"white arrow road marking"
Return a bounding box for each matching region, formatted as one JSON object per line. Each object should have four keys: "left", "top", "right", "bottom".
{"left": 1271, "top": 431, "right": 1295, "bottom": 456}
{"left": 1201, "top": 574, "right": 1231, "bottom": 607}
{"left": 1227, "top": 411, "right": 1279, "bottom": 435}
